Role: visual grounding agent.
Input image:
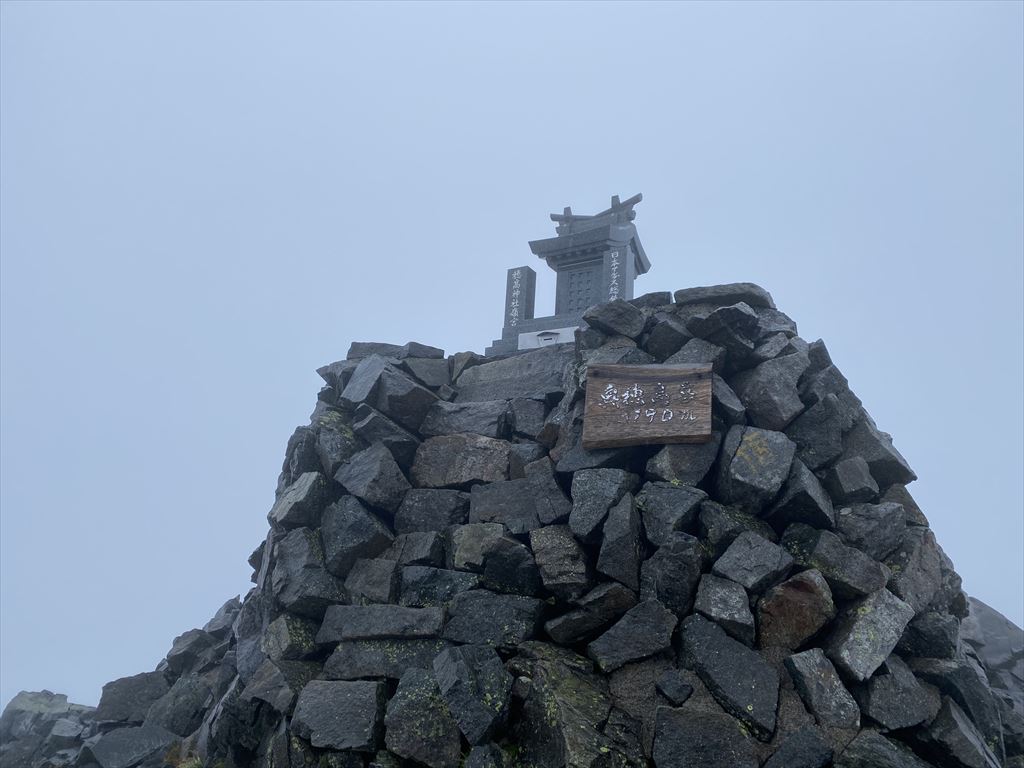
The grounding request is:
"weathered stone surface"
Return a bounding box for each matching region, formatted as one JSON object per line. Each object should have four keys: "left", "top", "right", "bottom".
{"left": 644, "top": 313, "right": 691, "bottom": 360}
{"left": 597, "top": 493, "right": 643, "bottom": 590}
{"left": 607, "top": 656, "right": 674, "bottom": 756}
{"left": 824, "top": 456, "right": 879, "bottom": 505}
{"left": 568, "top": 468, "right": 639, "bottom": 542}
{"left": 664, "top": 337, "right": 727, "bottom": 371}
{"left": 762, "top": 726, "right": 833, "bottom": 768}
{"left": 583, "top": 299, "right": 645, "bottom": 339}
{"left": 678, "top": 614, "right": 779, "bottom": 740}
{"left": 881, "top": 483, "right": 929, "bottom": 527}
{"left": 916, "top": 696, "right": 1002, "bottom": 768}
{"left": 731, "top": 352, "right": 809, "bottom": 430}
{"left": 835, "top": 730, "right": 933, "bottom": 768}
{"left": 712, "top": 530, "right": 793, "bottom": 593}
{"left": 826, "top": 589, "right": 915, "bottom": 681}
{"left": 785, "top": 393, "right": 848, "bottom": 470}
{"left": 394, "top": 489, "right": 469, "bottom": 534}
{"left": 81, "top": 725, "right": 176, "bottom": 768}
{"left": 652, "top": 706, "right": 758, "bottom": 768}
{"left": 345, "top": 557, "right": 400, "bottom": 603}
{"left": 785, "top": 648, "right": 860, "bottom": 728}
{"left": 469, "top": 479, "right": 545, "bottom": 534}
{"left": 94, "top": 672, "right": 170, "bottom": 726}
{"left": 403, "top": 356, "right": 452, "bottom": 389}
{"left": 529, "top": 525, "right": 590, "bottom": 601}
{"left": 317, "top": 605, "right": 445, "bottom": 642}
{"left": 635, "top": 482, "right": 705, "bottom": 547}
{"left": 382, "top": 532, "right": 445, "bottom": 568}
{"left": 260, "top": 614, "right": 320, "bottom": 661}
{"left": 674, "top": 283, "right": 776, "bottom": 309}
{"left": 334, "top": 443, "right": 410, "bottom": 515}
{"left": 352, "top": 404, "right": 421, "bottom": 471}
{"left": 433, "top": 645, "right": 512, "bottom": 744}
{"left": 384, "top": 668, "right": 461, "bottom": 768}
{"left": 373, "top": 366, "right": 440, "bottom": 433}
{"left": 420, "top": 400, "right": 511, "bottom": 439}
{"left": 687, "top": 301, "right": 762, "bottom": 356}
{"left": 464, "top": 744, "right": 506, "bottom": 768}
{"left": 885, "top": 526, "right": 943, "bottom": 614}
{"left": 322, "top": 638, "right": 453, "bottom": 680}
{"left": 757, "top": 569, "right": 836, "bottom": 650}
{"left": 782, "top": 523, "right": 889, "bottom": 599}
{"left": 164, "top": 629, "right": 217, "bottom": 677}
{"left": 767, "top": 459, "right": 835, "bottom": 529}
{"left": 544, "top": 582, "right": 638, "bottom": 645}
{"left": 840, "top": 416, "right": 917, "bottom": 490}
{"left": 694, "top": 573, "right": 755, "bottom": 646}
{"left": 456, "top": 345, "right": 573, "bottom": 403}
{"left": 318, "top": 358, "right": 359, "bottom": 389}
{"left": 399, "top": 566, "right": 480, "bottom": 608}
{"left": 268, "top": 472, "right": 329, "bottom": 529}
{"left": 508, "top": 397, "right": 546, "bottom": 440}
{"left": 645, "top": 432, "right": 723, "bottom": 487}
{"left": 447, "top": 523, "right": 506, "bottom": 572}
{"left": 398, "top": 341, "right": 445, "bottom": 360}
{"left": 655, "top": 670, "right": 693, "bottom": 706}
{"left": 476, "top": 533, "right": 542, "bottom": 596}
{"left": 412, "top": 434, "right": 510, "bottom": 488}
{"left": 202, "top": 596, "right": 241, "bottom": 640}
{"left": 712, "top": 373, "right": 747, "bottom": 424}
{"left": 347, "top": 342, "right": 402, "bottom": 360}
{"left": 852, "top": 654, "right": 940, "bottom": 730}
{"left": 321, "top": 496, "right": 394, "bottom": 579}
{"left": 291, "top": 680, "right": 384, "bottom": 751}
{"left": 716, "top": 425, "right": 796, "bottom": 512}
{"left": 144, "top": 675, "right": 212, "bottom": 735}
{"left": 443, "top": 590, "right": 545, "bottom": 647}
{"left": 909, "top": 657, "right": 1005, "bottom": 756}
{"left": 316, "top": 410, "right": 365, "bottom": 477}
{"left": 800, "top": 365, "right": 862, "bottom": 425}
{"left": 588, "top": 599, "right": 677, "bottom": 673}
{"left": 239, "top": 659, "right": 317, "bottom": 716}
{"left": 699, "top": 500, "right": 777, "bottom": 557}
{"left": 897, "top": 610, "right": 961, "bottom": 659}
{"left": 836, "top": 502, "right": 906, "bottom": 561}
{"left": 640, "top": 532, "right": 704, "bottom": 616}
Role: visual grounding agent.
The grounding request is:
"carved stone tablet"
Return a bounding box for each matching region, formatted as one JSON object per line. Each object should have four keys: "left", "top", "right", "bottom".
{"left": 582, "top": 364, "right": 713, "bottom": 450}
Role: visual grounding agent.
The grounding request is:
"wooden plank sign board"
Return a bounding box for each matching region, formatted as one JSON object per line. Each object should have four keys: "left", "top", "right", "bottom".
{"left": 582, "top": 363, "right": 713, "bottom": 450}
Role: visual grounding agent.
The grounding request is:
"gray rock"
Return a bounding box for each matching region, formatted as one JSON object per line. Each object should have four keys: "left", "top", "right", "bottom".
{"left": 587, "top": 599, "right": 677, "bottom": 673}
{"left": 529, "top": 526, "right": 590, "bottom": 601}
{"left": 852, "top": 654, "right": 940, "bottom": 730}
{"left": 399, "top": 566, "right": 480, "bottom": 608}
{"left": 144, "top": 675, "right": 212, "bottom": 736}
{"left": 687, "top": 301, "right": 762, "bottom": 357}
{"left": 260, "top": 614, "right": 320, "bottom": 661}
{"left": 394, "top": 489, "right": 470, "bottom": 534}
{"left": 712, "top": 374, "right": 747, "bottom": 424}
{"left": 81, "top": 725, "right": 176, "bottom": 768}
{"left": 456, "top": 345, "right": 573, "bottom": 404}
{"left": 583, "top": 299, "right": 645, "bottom": 339}
{"left": 757, "top": 569, "right": 836, "bottom": 650}
{"left": 321, "top": 496, "right": 394, "bottom": 579}
{"left": 446, "top": 522, "right": 506, "bottom": 571}
{"left": 840, "top": 416, "right": 917, "bottom": 490}
{"left": 715, "top": 425, "right": 796, "bottom": 512}
{"left": 443, "top": 590, "right": 545, "bottom": 647}
{"left": 469, "top": 478, "right": 545, "bottom": 534}
{"left": 382, "top": 532, "right": 445, "bottom": 568}
{"left": 334, "top": 443, "right": 410, "bottom": 515}
{"left": 785, "top": 393, "right": 849, "bottom": 470}
{"left": 644, "top": 313, "right": 691, "bottom": 360}
{"left": 762, "top": 726, "right": 833, "bottom": 768}
{"left": 664, "top": 337, "right": 727, "bottom": 372}
{"left": 631, "top": 290, "right": 674, "bottom": 308}
{"left": 464, "top": 744, "right": 507, "bottom": 768}
{"left": 202, "top": 596, "right": 241, "bottom": 640}
{"left": 782, "top": 523, "right": 889, "bottom": 599}
{"left": 164, "top": 628, "right": 216, "bottom": 677}
{"left": 344, "top": 558, "right": 400, "bottom": 603}
{"left": 915, "top": 696, "right": 1002, "bottom": 768}
{"left": 384, "top": 668, "right": 461, "bottom": 768}
{"left": 291, "top": 680, "right": 384, "bottom": 751}
{"left": 635, "top": 482, "right": 706, "bottom": 547}
{"left": 317, "top": 605, "right": 445, "bottom": 642}
{"left": 544, "top": 582, "right": 639, "bottom": 645}
{"left": 881, "top": 483, "right": 929, "bottom": 526}
{"left": 639, "top": 532, "right": 704, "bottom": 616}
{"left": 347, "top": 342, "right": 403, "bottom": 360}
{"left": 699, "top": 500, "right": 777, "bottom": 557}
{"left": 317, "top": 358, "right": 359, "bottom": 389}
{"left": 94, "top": 672, "right": 170, "bottom": 726}
{"left": 826, "top": 589, "right": 915, "bottom": 681}
{"left": 711, "top": 530, "right": 793, "bottom": 593}
{"left": 420, "top": 400, "right": 512, "bottom": 439}
{"left": 785, "top": 648, "right": 860, "bottom": 728}
{"left": 568, "top": 468, "right": 639, "bottom": 542}
{"left": 824, "top": 456, "right": 880, "bottom": 505}
{"left": 885, "top": 526, "right": 943, "bottom": 614}
{"left": 433, "top": 645, "right": 512, "bottom": 744}
{"left": 730, "top": 352, "right": 809, "bottom": 430}
{"left": 403, "top": 357, "right": 451, "bottom": 389}
{"left": 411, "top": 434, "right": 510, "bottom": 488}
{"left": 44, "top": 717, "right": 83, "bottom": 751}
{"left": 673, "top": 283, "right": 776, "bottom": 309}
{"left": 694, "top": 573, "right": 755, "bottom": 646}
{"left": 398, "top": 341, "right": 445, "bottom": 359}
{"left": 835, "top": 730, "right": 933, "bottom": 768}
{"left": 652, "top": 707, "right": 758, "bottom": 768}
{"left": 962, "top": 596, "right": 1023, "bottom": 684}
{"left": 509, "top": 398, "right": 547, "bottom": 439}
{"left": 268, "top": 472, "right": 329, "bottom": 529}
{"left": 322, "top": 639, "right": 453, "bottom": 680}
{"left": 678, "top": 614, "right": 779, "bottom": 741}
{"left": 645, "top": 432, "right": 723, "bottom": 487}
{"left": 655, "top": 670, "right": 693, "bottom": 706}
{"left": 800, "top": 365, "right": 862, "bottom": 425}
{"left": 766, "top": 459, "right": 835, "bottom": 530}
{"left": 352, "top": 405, "right": 421, "bottom": 471}
{"left": 897, "top": 611, "right": 961, "bottom": 659}
{"left": 836, "top": 502, "right": 906, "bottom": 560}
{"left": 316, "top": 410, "right": 365, "bottom": 477}
{"left": 597, "top": 493, "right": 643, "bottom": 590}
{"left": 372, "top": 365, "right": 439, "bottom": 433}
{"left": 476, "top": 533, "right": 542, "bottom": 596}
{"left": 239, "top": 659, "right": 317, "bottom": 716}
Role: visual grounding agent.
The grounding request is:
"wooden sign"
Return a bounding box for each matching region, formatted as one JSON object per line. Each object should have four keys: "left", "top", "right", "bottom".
{"left": 582, "top": 363, "right": 713, "bottom": 450}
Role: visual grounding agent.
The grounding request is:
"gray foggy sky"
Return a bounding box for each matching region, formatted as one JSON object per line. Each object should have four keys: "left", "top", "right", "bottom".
{"left": 1, "top": 1, "right": 1021, "bottom": 707}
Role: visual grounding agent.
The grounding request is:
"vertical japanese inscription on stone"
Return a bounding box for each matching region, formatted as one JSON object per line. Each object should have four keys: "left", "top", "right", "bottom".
{"left": 504, "top": 266, "right": 536, "bottom": 328}
{"left": 582, "top": 363, "right": 713, "bottom": 449}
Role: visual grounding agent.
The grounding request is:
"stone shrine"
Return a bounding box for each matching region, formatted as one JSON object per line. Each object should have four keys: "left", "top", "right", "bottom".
{"left": 485, "top": 194, "right": 651, "bottom": 356}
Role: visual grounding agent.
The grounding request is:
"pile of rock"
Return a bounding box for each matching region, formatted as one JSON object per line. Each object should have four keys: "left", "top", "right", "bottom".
{"left": 3, "top": 283, "right": 1021, "bottom": 768}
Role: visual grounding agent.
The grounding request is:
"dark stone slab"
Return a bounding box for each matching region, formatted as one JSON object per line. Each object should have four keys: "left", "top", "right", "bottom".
{"left": 597, "top": 493, "right": 643, "bottom": 591}
{"left": 678, "top": 614, "right": 779, "bottom": 741}
{"left": 164, "top": 628, "right": 217, "bottom": 677}
{"left": 544, "top": 582, "right": 638, "bottom": 645}
{"left": 583, "top": 299, "right": 645, "bottom": 339}
{"left": 631, "top": 291, "right": 674, "bottom": 309}
{"left": 835, "top": 730, "right": 933, "bottom": 768}
{"left": 271, "top": 528, "right": 346, "bottom": 618}
{"left": 715, "top": 425, "right": 796, "bottom": 512}
{"left": 94, "top": 672, "right": 170, "bottom": 726}
{"left": 529, "top": 525, "right": 590, "bottom": 601}
{"left": 674, "top": 283, "right": 776, "bottom": 309}
{"left": 398, "top": 341, "right": 445, "bottom": 360}
{"left": 782, "top": 523, "right": 889, "bottom": 599}
{"left": 664, "top": 337, "right": 726, "bottom": 372}
{"left": 587, "top": 599, "right": 677, "bottom": 673}
{"left": 824, "top": 456, "right": 879, "bottom": 505}
{"left": 403, "top": 357, "right": 451, "bottom": 389}
{"left": 316, "top": 410, "right": 365, "bottom": 477}
{"left": 640, "top": 532, "right": 704, "bottom": 617}
{"left": 785, "top": 393, "right": 848, "bottom": 470}
{"left": 394, "top": 489, "right": 470, "bottom": 534}
{"left": 382, "top": 532, "right": 445, "bottom": 568}
{"left": 317, "top": 359, "right": 359, "bottom": 390}
{"left": 881, "top": 483, "right": 929, "bottom": 526}
{"left": 699, "top": 500, "right": 777, "bottom": 558}
{"left": 712, "top": 373, "right": 746, "bottom": 425}
{"left": 411, "top": 434, "right": 510, "bottom": 488}
{"left": 655, "top": 670, "right": 693, "bottom": 706}
{"left": 347, "top": 342, "right": 402, "bottom": 360}
{"left": 81, "top": 725, "right": 176, "bottom": 768}
{"left": 399, "top": 566, "right": 480, "bottom": 608}
{"left": 322, "top": 638, "right": 453, "bottom": 680}
{"left": 144, "top": 675, "right": 212, "bottom": 735}
{"left": 239, "top": 659, "right": 317, "bottom": 716}
{"left": 317, "top": 605, "right": 444, "bottom": 642}
{"left": 352, "top": 405, "right": 421, "bottom": 471}
{"left": 372, "top": 365, "right": 439, "bottom": 433}
{"left": 344, "top": 558, "right": 400, "bottom": 603}
{"left": 909, "top": 657, "right": 1005, "bottom": 757}
{"left": 607, "top": 656, "right": 675, "bottom": 757}
{"left": 757, "top": 569, "right": 836, "bottom": 650}
{"left": 509, "top": 398, "right": 547, "bottom": 439}
{"left": 635, "top": 482, "right": 706, "bottom": 547}
{"left": 384, "top": 668, "right": 461, "bottom": 768}
{"left": 321, "top": 496, "right": 394, "bottom": 579}
{"left": 826, "top": 589, "right": 915, "bottom": 681}
{"left": 291, "top": 680, "right": 384, "bottom": 751}
{"left": 686, "top": 302, "right": 761, "bottom": 357}
{"left": 762, "top": 726, "right": 833, "bottom": 768}
{"left": 433, "top": 645, "right": 512, "bottom": 745}
{"left": 420, "top": 400, "right": 512, "bottom": 439}
{"left": 652, "top": 706, "right": 758, "bottom": 768}
{"left": 469, "top": 478, "right": 545, "bottom": 534}
{"left": 443, "top": 590, "right": 545, "bottom": 647}
{"left": 840, "top": 416, "right": 917, "bottom": 490}
{"left": 852, "top": 654, "right": 940, "bottom": 730}
{"left": 568, "top": 468, "right": 640, "bottom": 542}
{"left": 456, "top": 345, "right": 572, "bottom": 404}
{"left": 694, "top": 573, "right": 755, "bottom": 646}
{"left": 914, "top": 696, "right": 1002, "bottom": 768}
{"left": 476, "top": 532, "right": 542, "bottom": 597}
{"left": 897, "top": 611, "right": 961, "bottom": 659}
{"left": 260, "top": 614, "right": 320, "bottom": 661}
{"left": 767, "top": 459, "right": 835, "bottom": 530}
{"left": 785, "top": 648, "right": 860, "bottom": 728}
{"left": 447, "top": 522, "right": 506, "bottom": 572}
{"left": 268, "top": 472, "right": 329, "bottom": 529}
{"left": 730, "top": 353, "right": 809, "bottom": 430}
{"left": 711, "top": 530, "right": 793, "bottom": 593}
{"left": 835, "top": 501, "right": 906, "bottom": 561}
{"left": 644, "top": 313, "right": 691, "bottom": 361}
{"left": 885, "top": 526, "right": 943, "bottom": 614}
{"left": 202, "top": 596, "right": 241, "bottom": 640}
{"left": 334, "top": 443, "right": 411, "bottom": 515}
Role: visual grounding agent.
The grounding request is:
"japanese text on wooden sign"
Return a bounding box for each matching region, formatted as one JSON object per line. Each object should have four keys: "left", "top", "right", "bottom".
{"left": 582, "top": 363, "right": 713, "bottom": 450}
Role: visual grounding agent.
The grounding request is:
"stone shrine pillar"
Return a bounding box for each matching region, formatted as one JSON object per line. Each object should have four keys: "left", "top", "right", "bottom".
{"left": 504, "top": 266, "right": 536, "bottom": 330}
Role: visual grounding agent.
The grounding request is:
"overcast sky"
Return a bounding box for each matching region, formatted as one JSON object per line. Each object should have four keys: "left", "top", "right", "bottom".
{"left": 1, "top": 1, "right": 1021, "bottom": 708}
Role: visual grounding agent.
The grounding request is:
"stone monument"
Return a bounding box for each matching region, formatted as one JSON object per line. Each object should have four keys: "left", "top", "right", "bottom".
{"left": 485, "top": 193, "right": 650, "bottom": 356}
